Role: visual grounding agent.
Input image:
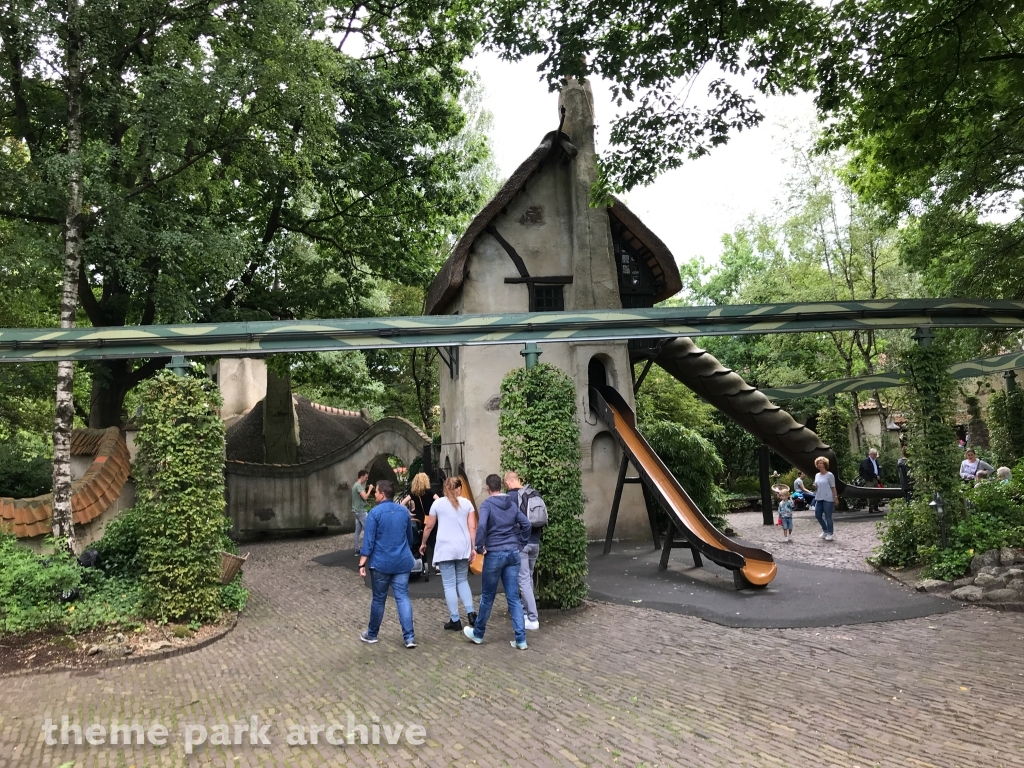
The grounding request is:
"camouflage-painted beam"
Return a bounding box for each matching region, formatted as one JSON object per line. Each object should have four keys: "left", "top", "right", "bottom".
{"left": 2, "top": 299, "right": 1024, "bottom": 362}
{"left": 760, "top": 351, "right": 1024, "bottom": 400}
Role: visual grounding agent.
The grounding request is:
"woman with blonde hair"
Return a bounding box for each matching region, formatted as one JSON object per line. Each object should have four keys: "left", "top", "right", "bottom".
{"left": 403, "top": 472, "right": 438, "bottom": 565}
{"left": 812, "top": 456, "right": 838, "bottom": 541}
{"left": 420, "top": 476, "right": 477, "bottom": 630}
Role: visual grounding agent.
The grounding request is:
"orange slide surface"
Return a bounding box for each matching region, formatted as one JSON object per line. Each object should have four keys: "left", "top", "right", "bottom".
{"left": 594, "top": 387, "right": 777, "bottom": 587}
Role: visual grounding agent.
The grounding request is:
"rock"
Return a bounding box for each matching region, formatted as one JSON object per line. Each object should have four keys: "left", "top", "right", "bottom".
{"left": 916, "top": 579, "right": 949, "bottom": 593}
{"left": 971, "top": 550, "right": 1002, "bottom": 574}
{"left": 1006, "top": 568, "right": 1024, "bottom": 578}
{"left": 951, "top": 586, "right": 985, "bottom": 602}
{"left": 1008, "top": 579, "right": 1024, "bottom": 591}
{"left": 952, "top": 577, "right": 975, "bottom": 588}
{"left": 86, "top": 643, "right": 133, "bottom": 658}
{"left": 978, "top": 565, "right": 1002, "bottom": 576}
{"left": 1001, "top": 547, "right": 1018, "bottom": 567}
{"left": 143, "top": 640, "right": 173, "bottom": 652}
{"left": 974, "top": 573, "right": 997, "bottom": 587}
{"left": 984, "top": 588, "right": 1023, "bottom": 603}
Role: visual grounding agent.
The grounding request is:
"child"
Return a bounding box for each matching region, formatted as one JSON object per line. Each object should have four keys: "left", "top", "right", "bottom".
{"left": 777, "top": 488, "right": 794, "bottom": 542}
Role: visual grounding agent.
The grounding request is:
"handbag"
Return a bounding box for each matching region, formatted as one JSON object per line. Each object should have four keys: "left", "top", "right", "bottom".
{"left": 469, "top": 551, "right": 483, "bottom": 575}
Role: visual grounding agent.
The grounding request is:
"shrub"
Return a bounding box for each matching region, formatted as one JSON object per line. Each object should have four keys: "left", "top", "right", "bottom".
{"left": 873, "top": 498, "right": 937, "bottom": 568}
{"left": 133, "top": 371, "right": 229, "bottom": 622}
{"left": 0, "top": 430, "right": 52, "bottom": 498}
{"left": 989, "top": 388, "right": 1024, "bottom": 467}
{"left": 93, "top": 507, "right": 144, "bottom": 579}
{"left": 640, "top": 421, "right": 730, "bottom": 533}
{"left": 499, "top": 363, "right": 587, "bottom": 610}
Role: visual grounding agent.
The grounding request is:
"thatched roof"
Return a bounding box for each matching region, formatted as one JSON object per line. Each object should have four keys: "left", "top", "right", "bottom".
{"left": 424, "top": 131, "right": 682, "bottom": 315}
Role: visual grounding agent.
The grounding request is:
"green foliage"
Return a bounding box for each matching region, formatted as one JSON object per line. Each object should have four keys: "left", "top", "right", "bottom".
{"left": 133, "top": 372, "right": 230, "bottom": 623}
{"left": 93, "top": 508, "right": 144, "bottom": 580}
{"left": 0, "top": 430, "right": 52, "bottom": 498}
{"left": 285, "top": 351, "right": 386, "bottom": 419}
{"left": 872, "top": 498, "right": 938, "bottom": 569}
{"left": 816, "top": 405, "right": 851, "bottom": 478}
{"left": 0, "top": 533, "right": 143, "bottom": 634}
{"left": 900, "top": 339, "right": 962, "bottom": 504}
{"left": 635, "top": 367, "right": 719, "bottom": 434}
{"left": 489, "top": 0, "right": 826, "bottom": 193}
{"left": 709, "top": 415, "right": 761, "bottom": 490}
{"left": 499, "top": 364, "right": 587, "bottom": 610}
{"left": 818, "top": 1, "right": 1024, "bottom": 301}
{"left": 988, "top": 388, "right": 1024, "bottom": 468}
{"left": 639, "top": 421, "right": 729, "bottom": 532}
{"left": 220, "top": 576, "right": 249, "bottom": 613}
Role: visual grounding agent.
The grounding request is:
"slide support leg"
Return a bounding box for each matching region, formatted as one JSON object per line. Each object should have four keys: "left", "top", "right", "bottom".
{"left": 659, "top": 522, "right": 675, "bottom": 571}
{"left": 603, "top": 453, "right": 630, "bottom": 555}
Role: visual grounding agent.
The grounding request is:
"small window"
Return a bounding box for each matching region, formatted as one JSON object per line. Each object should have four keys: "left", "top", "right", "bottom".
{"left": 533, "top": 285, "right": 564, "bottom": 312}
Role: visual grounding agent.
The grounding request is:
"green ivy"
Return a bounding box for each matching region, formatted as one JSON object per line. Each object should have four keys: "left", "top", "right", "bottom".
{"left": 639, "top": 421, "right": 730, "bottom": 533}
{"left": 815, "top": 404, "right": 851, "bottom": 478}
{"left": 988, "top": 387, "right": 1024, "bottom": 467}
{"left": 499, "top": 363, "right": 588, "bottom": 610}
{"left": 133, "top": 371, "right": 230, "bottom": 622}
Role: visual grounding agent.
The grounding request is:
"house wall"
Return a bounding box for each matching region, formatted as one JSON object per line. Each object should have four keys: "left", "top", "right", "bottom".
{"left": 212, "top": 358, "right": 268, "bottom": 422}
{"left": 438, "top": 80, "right": 648, "bottom": 541}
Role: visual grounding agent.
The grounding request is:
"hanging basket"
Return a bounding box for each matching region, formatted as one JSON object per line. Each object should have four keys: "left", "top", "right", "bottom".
{"left": 771, "top": 484, "right": 790, "bottom": 496}
{"left": 219, "top": 551, "right": 249, "bottom": 585}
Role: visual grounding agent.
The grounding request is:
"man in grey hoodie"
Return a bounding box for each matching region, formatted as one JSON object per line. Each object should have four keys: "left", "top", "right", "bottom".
{"left": 464, "top": 473, "right": 532, "bottom": 650}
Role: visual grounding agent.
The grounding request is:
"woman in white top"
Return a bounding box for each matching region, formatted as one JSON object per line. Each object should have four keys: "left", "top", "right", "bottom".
{"left": 420, "top": 477, "right": 478, "bottom": 631}
{"left": 812, "top": 456, "right": 838, "bottom": 541}
{"left": 959, "top": 449, "right": 994, "bottom": 482}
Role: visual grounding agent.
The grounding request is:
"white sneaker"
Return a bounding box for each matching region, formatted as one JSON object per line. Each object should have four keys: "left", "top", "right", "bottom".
{"left": 824, "top": 534, "right": 834, "bottom": 541}
{"left": 524, "top": 619, "right": 540, "bottom": 631}
{"left": 819, "top": 532, "right": 826, "bottom": 539}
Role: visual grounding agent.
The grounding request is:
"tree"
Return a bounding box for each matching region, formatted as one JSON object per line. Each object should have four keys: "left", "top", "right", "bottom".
{"left": 1, "top": 0, "right": 492, "bottom": 430}
{"left": 817, "top": 1, "right": 1024, "bottom": 300}
{"left": 487, "top": 0, "right": 828, "bottom": 195}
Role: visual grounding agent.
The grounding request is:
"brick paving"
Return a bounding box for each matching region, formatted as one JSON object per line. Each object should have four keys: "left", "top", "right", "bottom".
{"left": 729, "top": 510, "right": 883, "bottom": 572}
{"left": 3, "top": 532, "right": 1024, "bottom": 767}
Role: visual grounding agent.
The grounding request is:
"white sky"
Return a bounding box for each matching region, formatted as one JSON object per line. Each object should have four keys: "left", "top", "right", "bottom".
{"left": 471, "top": 52, "right": 819, "bottom": 266}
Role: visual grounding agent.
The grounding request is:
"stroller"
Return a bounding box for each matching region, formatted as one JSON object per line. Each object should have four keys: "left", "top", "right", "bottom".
{"left": 791, "top": 489, "right": 814, "bottom": 511}
{"left": 408, "top": 511, "right": 430, "bottom": 582}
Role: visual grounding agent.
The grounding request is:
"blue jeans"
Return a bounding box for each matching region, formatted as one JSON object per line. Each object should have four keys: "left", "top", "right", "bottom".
{"left": 354, "top": 512, "right": 367, "bottom": 550}
{"left": 815, "top": 500, "right": 835, "bottom": 535}
{"left": 438, "top": 559, "right": 475, "bottom": 622}
{"left": 472, "top": 549, "right": 525, "bottom": 644}
{"left": 367, "top": 570, "right": 415, "bottom": 644}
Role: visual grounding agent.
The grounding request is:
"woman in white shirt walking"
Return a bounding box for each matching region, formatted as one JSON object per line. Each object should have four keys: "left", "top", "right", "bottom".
{"left": 813, "top": 456, "right": 838, "bottom": 541}
{"left": 420, "top": 477, "right": 478, "bottom": 631}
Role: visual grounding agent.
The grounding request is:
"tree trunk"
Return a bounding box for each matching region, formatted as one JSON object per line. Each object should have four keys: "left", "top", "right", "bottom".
{"left": 52, "top": 1, "right": 83, "bottom": 553}
{"left": 88, "top": 359, "right": 132, "bottom": 428}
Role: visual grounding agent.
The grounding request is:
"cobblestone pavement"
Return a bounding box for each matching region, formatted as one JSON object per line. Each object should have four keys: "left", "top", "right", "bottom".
{"left": 4, "top": 533, "right": 1024, "bottom": 768}
{"left": 729, "top": 511, "right": 882, "bottom": 572}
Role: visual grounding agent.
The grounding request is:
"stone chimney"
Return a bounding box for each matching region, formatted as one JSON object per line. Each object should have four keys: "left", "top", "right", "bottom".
{"left": 558, "top": 78, "right": 620, "bottom": 311}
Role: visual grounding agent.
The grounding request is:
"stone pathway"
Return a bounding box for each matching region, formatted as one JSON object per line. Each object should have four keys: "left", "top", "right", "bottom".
{"left": 3, "top": 532, "right": 1024, "bottom": 767}
{"left": 729, "top": 510, "right": 882, "bottom": 572}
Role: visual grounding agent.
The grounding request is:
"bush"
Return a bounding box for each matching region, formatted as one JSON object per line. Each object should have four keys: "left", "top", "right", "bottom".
{"left": 133, "top": 372, "right": 229, "bottom": 622}
{"left": 93, "top": 507, "right": 144, "bottom": 579}
{"left": 640, "top": 421, "right": 730, "bottom": 533}
{"left": 499, "top": 363, "right": 587, "bottom": 610}
{"left": 0, "top": 430, "right": 52, "bottom": 498}
{"left": 989, "top": 388, "right": 1024, "bottom": 467}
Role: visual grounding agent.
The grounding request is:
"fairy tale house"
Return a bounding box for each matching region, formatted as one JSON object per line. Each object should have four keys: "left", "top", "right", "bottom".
{"left": 424, "top": 78, "right": 682, "bottom": 538}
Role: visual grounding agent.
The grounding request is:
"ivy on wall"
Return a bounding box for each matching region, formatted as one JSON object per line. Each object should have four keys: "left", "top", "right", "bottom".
{"left": 900, "top": 338, "right": 961, "bottom": 505}
{"left": 133, "top": 371, "right": 230, "bottom": 622}
{"left": 499, "top": 363, "right": 588, "bottom": 609}
{"left": 988, "top": 387, "right": 1024, "bottom": 467}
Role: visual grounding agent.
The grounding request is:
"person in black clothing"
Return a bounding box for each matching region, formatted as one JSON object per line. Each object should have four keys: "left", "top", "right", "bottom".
{"left": 859, "top": 448, "right": 882, "bottom": 513}
{"left": 402, "top": 472, "right": 439, "bottom": 566}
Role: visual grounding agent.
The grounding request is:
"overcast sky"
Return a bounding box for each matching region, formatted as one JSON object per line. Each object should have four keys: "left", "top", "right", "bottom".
{"left": 471, "top": 51, "right": 819, "bottom": 267}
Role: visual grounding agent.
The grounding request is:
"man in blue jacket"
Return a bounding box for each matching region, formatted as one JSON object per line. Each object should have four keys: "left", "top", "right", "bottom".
{"left": 464, "top": 474, "right": 532, "bottom": 650}
{"left": 358, "top": 480, "right": 416, "bottom": 648}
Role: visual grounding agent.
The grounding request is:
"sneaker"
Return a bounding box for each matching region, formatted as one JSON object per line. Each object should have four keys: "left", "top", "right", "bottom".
{"left": 824, "top": 534, "right": 834, "bottom": 541}
{"left": 819, "top": 532, "right": 826, "bottom": 539}
{"left": 524, "top": 619, "right": 540, "bottom": 631}
{"left": 510, "top": 640, "right": 528, "bottom": 651}
{"left": 786, "top": 538, "right": 794, "bottom": 543}
{"left": 463, "top": 626, "right": 482, "bottom": 644}
{"left": 359, "top": 631, "right": 378, "bottom": 644}
{"left": 444, "top": 619, "right": 463, "bottom": 631}
{"left": 405, "top": 640, "right": 417, "bottom": 648}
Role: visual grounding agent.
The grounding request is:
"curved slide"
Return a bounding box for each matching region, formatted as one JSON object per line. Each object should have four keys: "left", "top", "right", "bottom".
{"left": 592, "top": 386, "right": 777, "bottom": 587}
{"left": 653, "top": 337, "right": 898, "bottom": 501}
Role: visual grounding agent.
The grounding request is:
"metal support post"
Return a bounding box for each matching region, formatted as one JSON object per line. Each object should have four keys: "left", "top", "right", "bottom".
{"left": 603, "top": 453, "right": 630, "bottom": 554}
{"left": 521, "top": 342, "right": 542, "bottom": 369}
{"left": 759, "top": 444, "right": 774, "bottom": 526}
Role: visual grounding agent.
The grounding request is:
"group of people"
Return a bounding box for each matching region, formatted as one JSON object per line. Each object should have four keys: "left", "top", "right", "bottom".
{"left": 353, "top": 469, "right": 546, "bottom": 651}
{"left": 777, "top": 455, "right": 845, "bottom": 542}
{"left": 959, "top": 449, "right": 1011, "bottom": 485}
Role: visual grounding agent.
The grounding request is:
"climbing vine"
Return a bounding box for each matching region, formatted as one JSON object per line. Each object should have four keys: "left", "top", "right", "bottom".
{"left": 499, "top": 363, "right": 587, "bottom": 609}
{"left": 133, "top": 371, "right": 231, "bottom": 622}
{"left": 988, "top": 387, "right": 1024, "bottom": 467}
{"left": 900, "top": 338, "right": 961, "bottom": 506}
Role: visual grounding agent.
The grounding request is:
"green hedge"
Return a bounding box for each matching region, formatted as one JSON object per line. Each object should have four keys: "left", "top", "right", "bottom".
{"left": 499, "top": 363, "right": 587, "bottom": 609}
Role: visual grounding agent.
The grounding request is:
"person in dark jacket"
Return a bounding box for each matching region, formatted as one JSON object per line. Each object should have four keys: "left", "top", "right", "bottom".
{"left": 859, "top": 448, "right": 882, "bottom": 513}
{"left": 463, "top": 474, "right": 531, "bottom": 650}
{"left": 358, "top": 480, "right": 417, "bottom": 648}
